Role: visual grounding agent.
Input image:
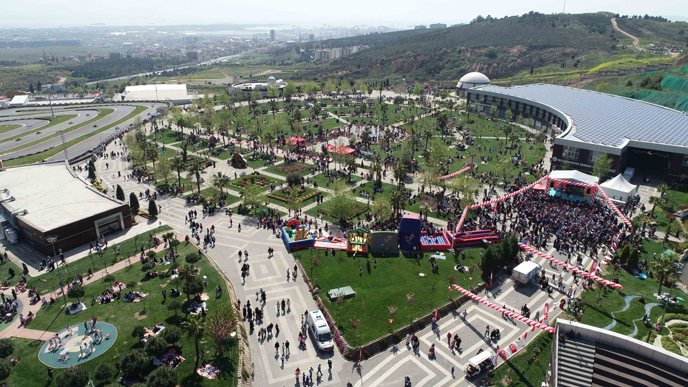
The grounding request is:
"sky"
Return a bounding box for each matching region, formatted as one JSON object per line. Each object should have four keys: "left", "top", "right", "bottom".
{"left": 3, "top": 0, "right": 688, "bottom": 29}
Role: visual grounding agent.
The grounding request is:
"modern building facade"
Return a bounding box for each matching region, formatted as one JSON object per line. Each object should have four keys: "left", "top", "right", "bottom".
{"left": 228, "top": 76, "right": 287, "bottom": 96}
{"left": 467, "top": 81, "right": 688, "bottom": 182}
{"left": 0, "top": 162, "right": 132, "bottom": 255}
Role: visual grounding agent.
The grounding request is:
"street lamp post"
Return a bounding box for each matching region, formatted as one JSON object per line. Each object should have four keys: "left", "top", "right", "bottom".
{"left": 46, "top": 235, "right": 67, "bottom": 307}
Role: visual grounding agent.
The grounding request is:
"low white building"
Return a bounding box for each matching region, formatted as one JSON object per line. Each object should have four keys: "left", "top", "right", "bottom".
{"left": 8, "top": 95, "right": 29, "bottom": 107}
{"left": 116, "top": 84, "right": 197, "bottom": 105}
{"left": 228, "top": 77, "right": 287, "bottom": 96}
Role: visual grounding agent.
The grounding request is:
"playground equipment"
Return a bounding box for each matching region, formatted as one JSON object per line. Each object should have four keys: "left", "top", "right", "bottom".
{"left": 398, "top": 214, "right": 421, "bottom": 251}
{"left": 420, "top": 231, "right": 452, "bottom": 251}
{"left": 229, "top": 152, "right": 247, "bottom": 168}
{"left": 314, "top": 237, "right": 348, "bottom": 251}
{"left": 370, "top": 231, "right": 399, "bottom": 254}
{"left": 281, "top": 220, "right": 314, "bottom": 251}
{"left": 453, "top": 230, "right": 499, "bottom": 248}
{"left": 347, "top": 228, "right": 370, "bottom": 254}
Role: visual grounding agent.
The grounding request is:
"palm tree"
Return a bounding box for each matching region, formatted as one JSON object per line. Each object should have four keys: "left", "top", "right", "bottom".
{"left": 181, "top": 314, "right": 206, "bottom": 367}
{"left": 269, "top": 100, "right": 278, "bottom": 116}
{"left": 211, "top": 172, "right": 229, "bottom": 196}
{"left": 170, "top": 157, "right": 187, "bottom": 187}
{"left": 652, "top": 253, "right": 678, "bottom": 295}
{"left": 186, "top": 162, "right": 206, "bottom": 194}
{"left": 648, "top": 195, "right": 663, "bottom": 217}
{"left": 657, "top": 184, "right": 669, "bottom": 198}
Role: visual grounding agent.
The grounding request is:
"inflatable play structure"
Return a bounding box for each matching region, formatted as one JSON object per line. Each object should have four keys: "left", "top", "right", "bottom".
{"left": 347, "top": 228, "right": 370, "bottom": 254}
{"left": 399, "top": 214, "right": 421, "bottom": 251}
{"left": 314, "top": 237, "right": 348, "bottom": 251}
{"left": 370, "top": 231, "right": 399, "bottom": 254}
{"left": 281, "top": 220, "right": 314, "bottom": 251}
{"left": 453, "top": 230, "right": 499, "bottom": 248}
{"left": 420, "top": 231, "right": 452, "bottom": 251}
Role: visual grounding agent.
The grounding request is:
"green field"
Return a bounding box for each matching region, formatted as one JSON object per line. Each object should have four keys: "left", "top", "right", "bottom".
{"left": 10, "top": 242, "right": 239, "bottom": 387}
{"left": 293, "top": 248, "right": 484, "bottom": 345}
{"left": 0, "top": 124, "right": 22, "bottom": 134}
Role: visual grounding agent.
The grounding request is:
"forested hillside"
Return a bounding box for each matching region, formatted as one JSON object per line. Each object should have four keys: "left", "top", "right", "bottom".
{"left": 299, "top": 12, "right": 682, "bottom": 82}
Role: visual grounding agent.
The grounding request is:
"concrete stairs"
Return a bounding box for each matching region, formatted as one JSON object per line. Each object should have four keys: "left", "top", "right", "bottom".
{"left": 557, "top": 338, "right": 596, "bottom": 387}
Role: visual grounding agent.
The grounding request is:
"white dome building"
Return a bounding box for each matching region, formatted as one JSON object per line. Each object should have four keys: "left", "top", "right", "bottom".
{"left": 456, "top": 72, "right": 490, "bottom": 96}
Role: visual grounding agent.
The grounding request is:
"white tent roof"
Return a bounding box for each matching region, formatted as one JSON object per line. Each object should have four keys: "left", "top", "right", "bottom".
{"left": 599, "top": 174, "right": 637, "bottom": 200}
{"left": 549, "top": 170, "right": 599, "bottom": 186}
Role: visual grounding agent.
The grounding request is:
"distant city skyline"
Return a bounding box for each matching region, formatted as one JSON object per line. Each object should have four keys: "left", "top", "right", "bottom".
{"left": 3, "top": 0, "right": 687, "bottom": 29}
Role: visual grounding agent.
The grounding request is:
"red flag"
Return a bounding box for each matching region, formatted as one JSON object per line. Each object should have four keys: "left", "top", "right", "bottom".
{"left": 359, "top": 347, "right": 362, "bottom": 363}
{"left": 489, "top": 271, "right": 493, "bottom": 288}
{"left": 523, "top": 332, "right": 527, "bottom": 340}
{"left": 434, "top": 308, "right": 438, "bottom": 321}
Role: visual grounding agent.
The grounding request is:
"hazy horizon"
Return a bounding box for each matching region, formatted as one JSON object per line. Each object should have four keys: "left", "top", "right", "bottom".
{"left": 3, "top": 0, "right": 688, "bottom": 29}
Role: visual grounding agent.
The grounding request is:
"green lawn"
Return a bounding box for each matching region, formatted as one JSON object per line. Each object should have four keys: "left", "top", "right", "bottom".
{"left": 304, "top": 201, "right": 369, "bottom": 225}
{"left": 245, "top": 153, "right": 282, "bottom": 169}
{"left": 491, "top": 330, "right": 553, "bottom": 387}
{"left": 0, "top": 124, "right": 22, "bottom": 134}
{"left": 4, "top": 106, "right": 148, "bottom": 166}
{"left": 326, "top": 101, "right": 420, "bottom": 125}
{"left": 293, "top": 248, "right": 484, "bottom": 345}
{"left": 9, "top": 242, "right": 239, "bottom": 387}
{"left": 183, "top": 187, "right": 241, "bottom": 208}
{"left": 1, "top": 109, "right": 115, "bottom": 155}
{"left": 267, "top": 186, "right": 325, "bottom": 208}
{"left": 148, "top": 128, "right": 185, "bottom": 144}
{"left": 469, "top": 138, "right": 546, "bottom": 181}
{"left": 641, "top": 186, "right": 688, "bottom": 232}
{"left": 31, "top": 225, "right": 172, "bottom": 296}
{"left": 0, "top": 114, "right": 77, "bottom": 145}
{"left": 569, "top": 239, "right": 688, "bottom": 341}
{"left": 154, "top": 177, "right": 194, "bottom": 193}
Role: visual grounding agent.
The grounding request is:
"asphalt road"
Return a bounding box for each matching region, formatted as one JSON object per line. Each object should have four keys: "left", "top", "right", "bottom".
{"left": 0, "top": 103, "right": 164, "bottom": 161}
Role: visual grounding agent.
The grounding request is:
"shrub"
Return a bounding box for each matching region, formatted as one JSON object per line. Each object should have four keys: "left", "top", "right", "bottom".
{"left": 132, "top": 325, "right": 146, "bottom": 338}
{"left": 144, "top": 336, "right": 169, "bottom": 358}
{"left": 55, "top": 366, "right": 89, "bottom": 387}
{"left": 120, "top": 349, "right": 148, "bottom": 376}
{"left": 0, "top": 338, "right": 14, "bottom": 358}
{"left": 142, "top": 262, "right": 155, "bottom": 271}
{"left": 148, "top": 199, "right": 159, "bottom": 217}
{"left": 67, "top": 285, "right": 85, "bottom": 302}
{"left": 185, "top": 253, "right": 201, "bottom": 264}
{"left": 0, "top": 360, "right": 10, "bottom": 380}
{"left": 146, "top": 365, "right": 178, "bottom": 387}
{"left": 183, "top": 276, "right": 204, "bottom": 297}
{"left": 161, "top": 325, "right": 182, "bottom": 343}
{"left": 286, "top": 172, "right": 302, "bottom": 186}
{"left": 166, "top": 300, "right": 182, "bottom": 316}
{"left": 95, "top": 362, "right": 117, "bottom": 381}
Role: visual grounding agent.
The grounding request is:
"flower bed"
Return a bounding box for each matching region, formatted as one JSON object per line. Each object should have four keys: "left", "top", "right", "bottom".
{"left": 229, "top": 174, "right": 281, "bottom": 188}
{"left": 268, "top": 187, "right": 321, "bottom": 204}
{"left": 273, "top": 162, "right": 311, "bottom": 175}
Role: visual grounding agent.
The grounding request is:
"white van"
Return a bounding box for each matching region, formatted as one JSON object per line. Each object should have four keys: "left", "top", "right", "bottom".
{"left": 307, "top": 310, "right": 334, "bottom": 351}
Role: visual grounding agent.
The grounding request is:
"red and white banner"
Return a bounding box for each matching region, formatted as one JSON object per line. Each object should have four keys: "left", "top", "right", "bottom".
{"left": 596, "top": 186, "right": 633, "bottom": 228}
{"left": 518, "top": 243, "right": 623, "bottom": 289}
{"left": 435, "top": 165, "right": 473, "bottom": 180}
{"left": 449, "top": 284, "right": 555, "bottom": 333}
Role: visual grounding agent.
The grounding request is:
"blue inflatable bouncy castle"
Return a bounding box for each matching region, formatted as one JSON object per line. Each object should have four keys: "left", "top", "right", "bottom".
{"left": 398, "top": 214, "right": 421, "bottom": 251}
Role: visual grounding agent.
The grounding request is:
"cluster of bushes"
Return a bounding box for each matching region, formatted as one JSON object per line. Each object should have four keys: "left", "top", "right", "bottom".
{"left": 640, "top": 73, "right": 664, "bottom": 90}
{"left": 480, "top": 234, "right": 520, "bottom": 281}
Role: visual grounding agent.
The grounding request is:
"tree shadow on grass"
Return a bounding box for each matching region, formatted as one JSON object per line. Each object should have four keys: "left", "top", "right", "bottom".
{"left": 180, "top": 370, "right": 205, "bottom": 387}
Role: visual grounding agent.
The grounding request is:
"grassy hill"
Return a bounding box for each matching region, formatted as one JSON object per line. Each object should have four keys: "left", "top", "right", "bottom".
{"left": 297, "top": 12, "right": 683, "bottom": 82}
{"left": 615, "top": 17, "right": 688, "bottom": 48}
{"left": 583, "top": 65, "right": 688, "bottom": 111}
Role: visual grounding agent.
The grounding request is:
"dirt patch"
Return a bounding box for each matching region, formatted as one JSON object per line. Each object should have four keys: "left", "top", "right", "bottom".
{"left": 134, "top": 312, "right": 147, "bottom": 320}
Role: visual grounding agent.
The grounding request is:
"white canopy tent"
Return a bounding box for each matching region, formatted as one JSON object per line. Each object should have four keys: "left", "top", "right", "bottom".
{"left": 599, "top": 174, "right": 637, "bottom": 202}
{"left": 548, "top": 170, "right": 599, "bottom": 186}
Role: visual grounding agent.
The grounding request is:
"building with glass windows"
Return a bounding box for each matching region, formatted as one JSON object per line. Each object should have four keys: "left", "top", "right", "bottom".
{"left": 466, "top": 81, "right": 688, "bottom": 182}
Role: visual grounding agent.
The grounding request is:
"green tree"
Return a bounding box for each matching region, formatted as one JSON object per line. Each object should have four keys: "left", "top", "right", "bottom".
{"left": 167, "top": 299, "right": 182, "bottom": 316}
{"left": 182, "top": 314, "right": 206, "bottom": 366}
{"left": 283, "top": 82, "right": 297, "bottom": 99}
{"left": 592, "top": 153, "right": 612, "bottom": 182}
{"left": 286, "top": 186, "right": 302, "bottom": 215}
{"left": 412, "top": 82, "right": 423, "bottom": 97}
{"left": 0, "top": 338, "right": 14, "bottom": 358}
{"left": 323, "top": 180, "right": 359, "bottom": 221}
{"left": 95, "top": 363, "right": 117, "bottom": 381}
{"left": 186, "top": 162, "right": 207, "bottom": 194}
{"left": 205, "top": 305, "right": 238, "bottom": 352}
{"left": 240, "top": 182, "right": 265, "bottom": 216}
{"left": 144, "top": 336, "right": 169, "bottom": 358}
{"left": 148, "top": 199, "right": 158, "bottom": 217}
{"left": 483, "top": 46, "right": 497, "bottom": 59}
{"left": 628, "top": 247, "right": 640, "bottom": 270}
{"left": 489, "top": 104, "right": 497, "bottom": 118}
{"left": 55, "top": 366, "right": 89, "bottom": 387}
{"left": 652, "top": 252, "right": 678, "bottom": 295}
{"left": 120, "top": 349, "right": 148, "bottom": 376}
{"left": 116, "top": 185, "right": 125, "bottom": 201}
{"left": 67, "top": 284, "right": 85, "bottom": 302}
{"left": 648, "top": 195, "right": 663, "bottom": 217}
{"left": 155, "top": 157, "right": 173, "bottom": 186}
{"left": 619, "top": 244, "right": 630, "bottom": 264}
{"left": 170, "top": 157, "right": 187, "bottom": 186}
{"left": 371, "top": 196, "right": 392, "bottom": 220}
{"left": 146, "top": 365, "right": 178, "bottom": 387}
{"left": 211, "top": 172, "right": 229, "bottom": 196}
{"left": 129, "top": 192, "right": 140, "bottom": 215}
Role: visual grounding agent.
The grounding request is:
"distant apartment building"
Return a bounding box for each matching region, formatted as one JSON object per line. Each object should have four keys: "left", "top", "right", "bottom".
{"left": 312, "top": 46, "right": 363, "bottom": 61}
{"left": 270, "top": 30, "right": 276, "bottom": 41}
{"left": 414, "top": 25, "right": 427, "bottom": 29}
{"left": 429, "top": 23, "right": 447, "bottom": 29}
{"left": 309, "top": 33, "right": 315, "bottom": 42}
